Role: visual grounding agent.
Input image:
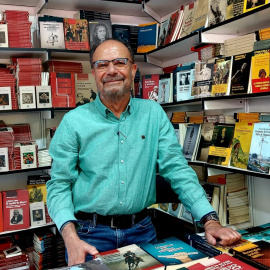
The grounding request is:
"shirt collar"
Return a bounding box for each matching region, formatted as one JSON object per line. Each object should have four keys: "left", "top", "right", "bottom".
{"left": 94, "top": 93, "right": 133, "bottom": 117}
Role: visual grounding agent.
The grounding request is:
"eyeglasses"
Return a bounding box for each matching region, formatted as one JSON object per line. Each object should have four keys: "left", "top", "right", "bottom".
{"left": 93, "top": 58, "right": 134, "bottom": 70}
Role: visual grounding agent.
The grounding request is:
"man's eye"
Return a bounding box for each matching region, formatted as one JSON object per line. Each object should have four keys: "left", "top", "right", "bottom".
{"left": 115, "top": 60, "right": 126, "bottom": 65}
{"left": 97, "top": 62, "right": 108, "bottom": 68}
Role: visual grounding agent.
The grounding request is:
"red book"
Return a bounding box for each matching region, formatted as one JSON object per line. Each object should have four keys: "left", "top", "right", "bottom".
{"left": 50, "top": 72, "right": 76, "bottom": 107}
{"left": 187, "top": 253, "right": 257, "bottom": 270}
{"left": 0, "top": 193, "right": 3, "bottom": 232}
{"left": 142, "top": 74, "right": 160, "bottom": 101}
{"left": 2, "top": 189, "right": 30, "bottom": 231}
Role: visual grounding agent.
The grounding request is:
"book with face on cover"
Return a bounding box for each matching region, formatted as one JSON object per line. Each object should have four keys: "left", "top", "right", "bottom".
{"left": 0, "top": 147, "right": 9, "bottom": 172}
{"left": 0, "top": 87, "right": 12, "bottom": 110}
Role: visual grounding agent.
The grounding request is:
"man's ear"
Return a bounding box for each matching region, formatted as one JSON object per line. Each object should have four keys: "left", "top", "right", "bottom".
{"left": 131, "top": 64, "right": 137, "bottom": 81}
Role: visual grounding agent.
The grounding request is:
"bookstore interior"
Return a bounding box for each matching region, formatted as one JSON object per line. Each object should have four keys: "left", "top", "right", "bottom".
{"left": 1, "top": 0, "right": 270, "bottom": 269}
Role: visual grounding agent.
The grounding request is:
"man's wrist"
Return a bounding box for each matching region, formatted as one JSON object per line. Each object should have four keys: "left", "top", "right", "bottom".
{"left": 199, "top": 212, "right": 219, "bottom": 226}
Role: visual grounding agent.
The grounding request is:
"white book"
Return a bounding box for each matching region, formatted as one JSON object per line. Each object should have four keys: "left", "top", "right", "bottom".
{"left": 20, "top": 143, "right": 37, "bottom": 169}
{"left": 19, "top": 86, "right": 36, "bottom": 109}
{"left": 0, "top": 86, "right": 12, "bottom": 110}
{"left": 39, "top": 21, "right": 65, "bottom": 49}
{"left": 30, "top": 201, "right": 46, "bottom": 227}
{"left": 0, "top": 24, "right": 8, "bottom": 47}
{"left": 0, "top": 147, "right": 9, "bottom": 172}
{"left": 36, "top": 85, "right": 52, "bottom": 108}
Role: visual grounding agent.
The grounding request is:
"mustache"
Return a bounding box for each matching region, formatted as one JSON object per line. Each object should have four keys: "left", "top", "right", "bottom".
{"left": 102, "top": 75, "right": 124, "bottom": 83}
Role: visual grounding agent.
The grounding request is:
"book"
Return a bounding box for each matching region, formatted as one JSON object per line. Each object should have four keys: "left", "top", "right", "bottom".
{"left": 208, "top": 0, "right": 227, "bottom": 27}
{"left": 182, "top": 124, "right": 201, "bottom": 161}
{"left": 207, "top": 124, "right": 235, "bottom": 166}
{"left": 0, "top": 24, "right": 8, "bottom": 48}
{"left": 164, "top": 10, "right": 181, "bottom": 45}
{"left": 232, "top": 0, "right": 245, "bottom": 17}
{"left": 138, "top": 237, "right": 208, "bottom": 269}
{"left": 20, "top": 142, "right": 37, "bottom": 169}
{"left": 0, "top": 147, "right": 9, "bottom": 172}
{"left": 36, "top": 86, "right": 52, "bottom": 108}
{"left": 158, "top": 17, "right": 170, "bottom": 47}
{"left": 2, "top": 189, "right": 30, "bottom": 231}
{"left": 112, "top": 24, "right": 131, "bottom": 44}
{"left": 190, "top": 0, "right": 210, "bottom": 32}
{"left": 89, "top": 19, "right": 112, "bottom": 48}
{"left": 39, "top": 19, "right": 65, "bottom": 49}
{"left": 168, "top": 203, "right": 182, "bottom": 218}
{"left": 243, "top": 0, "right": 268, "bottom": 13}
{"left": 239, "top": 222, "right": 270, "bottom": 243}
{"left": 0, "top": 87, "right": 12, "bottom": 110}
{"left": 211, "top": 57, "right": 232, "bottom": 97}
{"left": 137, "top": 22, "right": 159, "bottom": 53}
{"left": 229, "top": 240, "right": 270, "bottom": 269}
{"left": 96, "top": 244, "right": 164, "bottom": 269}
{"left": 75, "top": 73, "right": 98, "bottom": 107}
{"left": 230, "top": 122, "right": 254, "bottom": 169}
{"left": 251, "top": 49, "right": 270, "bottom": 93}
{"left": 187, "top": 253, "right": 258, "bottom": 269}
{"left": 142, "top": 74, "right": 160, "bottom": 101}
{"left": 230, "top": 53, "right": 252, "bottom": 95}
{"left": 0, "top": 193, "right": 2, "bottom": 232}
{"left": 176, "top": 67, "right": 195, "bottom": 102}
{"left": 30, "top": 201, "right": 46, "bottom": 227}
{"left": 19, "top": 86, "right": 36, "bottom": 109}
{"left": 63, "top": 18, "right": 90, "bottom": 50}
{"left": 158, "top": 73, "right": 173, "bottom": 104}
{"left": 247, "top": 122, "right": 270, "bottom": 174}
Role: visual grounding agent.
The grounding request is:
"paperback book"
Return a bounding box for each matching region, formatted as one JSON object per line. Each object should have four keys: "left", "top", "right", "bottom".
{"left": 36, "top": 86, "right": 52, "bottom": 108}
{"left": 176, "top": 67, "right": 195, "bottom": 102}
{"left": 142, "top": 74, "right": 160, "bottom": 101}
{"left": 0, "top": 147, "right": 9, "bottom": 172}
{"left": 112, "top": 24, "right": 131, "bottom": 44}
{"left": 158, "top": 73, "right": 172, "bottom": 104}
{"left": 208, "top": 0, "right": 227, "bottom": 27}
{"left": 0, "top": 86, "right": 12, "bottom": 110}
{"left": 19, "top": 86, "right": 36, "bottom": 109}
{"left": 179, "top": 2, "right": 197, "bottom": 38}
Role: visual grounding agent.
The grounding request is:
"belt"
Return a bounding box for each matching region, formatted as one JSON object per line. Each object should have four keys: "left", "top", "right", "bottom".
{"left": 75, "top": 209, "right": 148, "bottom": 229}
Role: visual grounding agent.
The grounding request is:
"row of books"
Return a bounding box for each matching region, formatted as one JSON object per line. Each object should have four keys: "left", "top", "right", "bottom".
{"left": 142, "top": 47, "right": 270, "bottom": 104}
{"left": 0, "top": 174, "right": 52, "bottom": 233}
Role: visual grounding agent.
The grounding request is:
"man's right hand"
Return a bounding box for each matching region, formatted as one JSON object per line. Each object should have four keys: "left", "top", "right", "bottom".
{"left": 62, "top": 222, "right": 99, "bottom": 265}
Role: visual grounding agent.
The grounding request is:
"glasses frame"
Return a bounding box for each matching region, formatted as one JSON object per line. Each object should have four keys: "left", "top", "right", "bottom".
{"left": 93, "top": 58, "right": 134, "bottom": 70}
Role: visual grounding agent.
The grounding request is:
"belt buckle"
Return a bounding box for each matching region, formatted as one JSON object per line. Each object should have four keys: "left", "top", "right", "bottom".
{"left": 110, "top": 217, "right": 118, "bottom": 229}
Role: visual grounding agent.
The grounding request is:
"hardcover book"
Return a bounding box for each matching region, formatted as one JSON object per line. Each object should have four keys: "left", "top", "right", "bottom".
{"left": 251, "top": 49, "right": 270, "bottom": 93}
{"left": 75, "top": 73, "right": 98, "bottom": 107}
{"left": 138, "top": 237, "right": 208, "bottom": 269}
{"left": 19, "top": 86, "right": 36, "bottom": 109}
{"left": 2, "top": 189, "right": 30, "bottom": 231}
{"left": 63, "top": 18, "right": 90, "bottom": 50}
{"left": 96, "top": 244, "right": 164, "bottom": 269}
{"left": 247, "top": 122, "right": 270, "bottom": 174}
{"left": 187, "top": 253, "right": 258, "bottom": 270}
{"left": 0, "top": 86, "right": 12, "bottom": 110}
{"left": 142, "top": 74, "right": 160, "bottom": 101}
{"left": 230, "top": 53, "right": 252, "bottom": 94}
{"left": 137, "top": 22, "right": 159, "bottom": 53}
{"left": 0, "top": 147, "right": 9, "bottom": 172}
{"left": 230, "top": 122, "right": 254, "bottom": 169}
{"left": 39, "top": 20, "right": 65, "bottom": 49}
{"left": 36, "top": 86, "right": 52, "bottom": 108}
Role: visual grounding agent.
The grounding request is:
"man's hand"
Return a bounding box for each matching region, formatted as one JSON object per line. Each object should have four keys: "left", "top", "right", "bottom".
{"left": 204, "top": 220, "right": 242, "bottom": 246}
{"left": 62, "top": 222, "right": 99, "bottom": 265}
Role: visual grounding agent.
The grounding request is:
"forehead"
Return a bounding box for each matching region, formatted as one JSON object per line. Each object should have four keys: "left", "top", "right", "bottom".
{"left": 93, "top": 40, "right": 131, "bottom": 61}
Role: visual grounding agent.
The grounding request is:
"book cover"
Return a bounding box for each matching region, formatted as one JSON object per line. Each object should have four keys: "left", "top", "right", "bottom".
{"left": 211, "top": 57, "right": 232, "bottom": 97}
{"left": 36, "top": 85, "right": 52, "bottom": 108}
{"left": 229, "top": 240, "right": 270, "bottom": 269}
{"left": 230, "top": 53, "right": 252, "bottom": 94}
{"left": 112, "top": 24, "right": 131, "bottom": 44}
{"left": 233, "top": 0, "right": 245, "bottom": 17}
{"left": 182, "top": 124, "right": 201, "bottom": 161}
{"left": 187, "top": 253, "right": 258, "bottom": 269}
{"left": 75, "top": 73, "right": 97, "bottom": 106}
{"left": 0, "top": 193, "right": 2, "bottom": 232}
{"left": 179, "top": 204, "right": 193, "bottom": 223}
{"left": 96, "top": 244, "right": 164, "bottom": 270}
{"left": 207, "top": 124, "right": 235, "bottom": 166}
{"left": 0, "top": 147, "right": 9, "bottom": 172}
{"left": 230, "top": 122, "right": 254, "bottom": 169}
{"left": 2, "top": 189, "right": 30, "bottom": 231}
{"left": 137, "top": 22, "right": 158, "bottom": 53}
{"left": 142, "top": 74, "right": 160, "bottom": 101}
{"left": 191, "top": 0, "right": 210, "bottom": 32}
{"left": 247, "top": 122, "right": 270, "bottom": 174}
{"left": 176, "top": 68, "right": 194, "bottom": 102}
{"left": 19, "top": 86, "right": 36, "bottom": 109}
{"left": 139, "top": 237, "right": 208, "bottom": 269}
{"left": 30, "top": 201, "right": 46, "bottom": 227}
{"left": 63, "top": 18, "right": 90, "bottom": 50}
{"left": 89, "top": 19, "right": 112, "bottom": 49}
{"left": 164, "top": 10, "right": 180, "bottom": 45}
{"left": 251, "top": 49, "right": 270, "bottom": 93}
{"left": 195, "top": 122, "right": 215, "bottom": 162}
{"left": 208, "top": 0, "right": 227, "bottom": 27}
{"left": 158, "top": 74, "right": 172, "bottom": 104}
{"left": 179, "top": 2, "right": 197, "bottom": 38}
{"left": 0, "top": 86, "right": 12, "bottom": 110}
{"left": 20, "top": 143, "right": 37, "bottom": 169}
{"left": 243, "top": 0, "right": 267, "bottom": 13}
{"left": 0, "top": 24, "right": 8, "bottom": 47}
{"left": 158, "top": 17, "right": 170, "bottom": 47}
{"left": 168, "top": 203, "right": 182, "bottom": 218}
{"left": 39, "top": 21, "right": 65, "bottom": 49}
{"left": 239, "top": 223, "right": 270, "bottom": 243}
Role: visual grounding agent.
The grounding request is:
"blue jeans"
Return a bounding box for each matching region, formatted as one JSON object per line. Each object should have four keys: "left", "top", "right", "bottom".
{"left": 66, "top": 216, "right": 157, "bottom": 263}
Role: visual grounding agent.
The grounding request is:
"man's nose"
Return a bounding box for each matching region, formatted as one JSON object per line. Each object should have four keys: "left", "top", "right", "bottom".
{"left": 106, "top": 62, "right": 118, "bottom": 74}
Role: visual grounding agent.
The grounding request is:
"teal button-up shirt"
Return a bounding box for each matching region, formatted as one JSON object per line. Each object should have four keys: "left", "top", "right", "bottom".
{"left": 47, "top": 95, "right": 214, "bottom": 231}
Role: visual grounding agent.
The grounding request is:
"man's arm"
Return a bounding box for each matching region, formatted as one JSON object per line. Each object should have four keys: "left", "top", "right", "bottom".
{"left": 62, "top": 223, "right": 98, "bottom": 265}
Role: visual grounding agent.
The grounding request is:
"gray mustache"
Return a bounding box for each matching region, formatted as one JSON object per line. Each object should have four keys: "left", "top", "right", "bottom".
{"left": 102, "top": 76, "right": 124, "bottom": 83}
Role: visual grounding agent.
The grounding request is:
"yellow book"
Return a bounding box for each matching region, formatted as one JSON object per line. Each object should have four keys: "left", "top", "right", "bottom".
{"left": 243, "top": 0, "right": 267, "bottom": 13}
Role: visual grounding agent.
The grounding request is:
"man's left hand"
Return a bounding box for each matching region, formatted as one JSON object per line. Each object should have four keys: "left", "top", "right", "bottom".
{"left": 204, "top": 220, "right": 242, "bottom": 246}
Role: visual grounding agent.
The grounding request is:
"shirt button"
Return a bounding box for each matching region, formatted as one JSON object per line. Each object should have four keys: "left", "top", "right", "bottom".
{"left": 121, "top": 140, "right": 124, "bottom": 144}
{"left": 121, "top": 181, "right": 124, "bottom": 184}
{"left": 121, "top": 160, "right": 124, "bottom": 163}
{"left": 120, "top": 201, "right": 123, "bottom": 205}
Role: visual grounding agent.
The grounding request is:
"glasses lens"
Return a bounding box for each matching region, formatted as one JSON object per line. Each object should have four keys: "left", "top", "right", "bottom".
{"left": 113, "top": 58, "right": 128, "bottom": 68}
{"left": 95, "top": 60, "right": 109, "bottom": 69}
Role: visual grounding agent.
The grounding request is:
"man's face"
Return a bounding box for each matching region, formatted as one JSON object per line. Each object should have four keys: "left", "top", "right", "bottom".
{"left": 92, "top": 40, "right": 137, "bottom": 100}
{"left": 181, "top": 75, "right": 185, "bottom": 84}
{"left": 14, "top": 210, "right": 19, "bottom": 216}
{"left": 77, "top": 93, "right": 83, "bottom": 101}
{"left": 97, "top": 26, "right": 107, "bottom": 40}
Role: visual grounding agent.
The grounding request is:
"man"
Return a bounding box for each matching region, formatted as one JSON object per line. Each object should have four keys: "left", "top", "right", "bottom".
{"left": 148, "top": 85, "right": 158, "bottom": 101}
{"left": 10, "top": 209, "right": 23, "bottom": 224}
{"left": 47, "top": 39, "right": 241, "bottom": 266}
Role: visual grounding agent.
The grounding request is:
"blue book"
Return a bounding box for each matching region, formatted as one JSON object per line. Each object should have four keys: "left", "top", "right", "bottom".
{"left": 137, "top": 22, "right": 158, "bottom": 53}
{"left": 138, "top": 236, "right": 208, "bottom": 269}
